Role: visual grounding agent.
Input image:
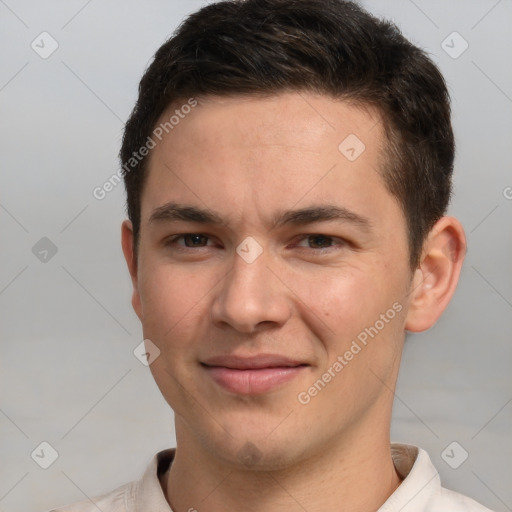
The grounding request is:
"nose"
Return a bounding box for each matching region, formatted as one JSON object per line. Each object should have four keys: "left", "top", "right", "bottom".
{"left": 210, "top": 243, "right": 291, "bottom": 334}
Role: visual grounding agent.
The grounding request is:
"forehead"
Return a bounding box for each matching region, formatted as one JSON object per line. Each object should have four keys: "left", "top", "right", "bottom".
{"left": 141, "top": 92, "right": 396, "bottom": 229}
{"left": 154, "top": 93, "right": 383, "bottom": 155}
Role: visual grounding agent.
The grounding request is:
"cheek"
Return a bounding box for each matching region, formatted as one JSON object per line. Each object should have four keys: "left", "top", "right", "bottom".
{"left": 140, "top": 265, "right": 212, "bottom": 409}
{"left": 304, "top": 268, "right": 384, "bottom": 335}
{"left": 302, "top": 270, "right": 406, "bottom": 416}
{"left": 138, "top": 262, "right": 211, "bottom": 350}
{"left": 304, "top": 264, "right": 406, "bottom": 363}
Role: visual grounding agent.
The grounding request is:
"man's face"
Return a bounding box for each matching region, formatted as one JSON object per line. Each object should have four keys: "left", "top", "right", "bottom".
{"left": 128, "top": 92, "right": 416, "bottom": 468}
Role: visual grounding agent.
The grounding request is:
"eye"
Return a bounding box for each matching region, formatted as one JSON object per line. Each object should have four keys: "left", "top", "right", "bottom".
{"left": 293, "top": 234, "right": 346, "bottom": 251}
{"left": 166, "top": 233, "right": 214, "bottom": 248}
{"left": 164, "top": 233, "right": 348, "bottom": 253}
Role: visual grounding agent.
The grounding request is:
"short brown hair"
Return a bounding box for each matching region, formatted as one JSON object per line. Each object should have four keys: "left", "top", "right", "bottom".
{"left": 120, "top": 0, "right": 454, "bottom": 269}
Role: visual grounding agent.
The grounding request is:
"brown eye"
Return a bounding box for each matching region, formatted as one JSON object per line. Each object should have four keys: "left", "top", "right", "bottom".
{"left": 182, "top": 234, "right": 209, "bottom": 247}
{"left": 307, "top": 235, "right": 334, "bottom": 249}
{"left": 166, "top": 233, "right": 213, "bottom": 248}
{"left": 294, "top": 234, "right": 345, "bottom": 251}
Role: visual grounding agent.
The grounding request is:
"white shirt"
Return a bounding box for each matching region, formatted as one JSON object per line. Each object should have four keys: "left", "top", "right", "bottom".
{"left": 50, "top": 443, "right": 494, "bottom": 511}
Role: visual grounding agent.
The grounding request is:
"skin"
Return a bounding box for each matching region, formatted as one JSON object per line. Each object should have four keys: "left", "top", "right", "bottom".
{"left": 121, "top": 92, "right": 466, "bottom": 512}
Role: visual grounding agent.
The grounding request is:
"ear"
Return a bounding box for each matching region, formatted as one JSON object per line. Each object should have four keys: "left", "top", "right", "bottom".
{"left": 405, "top": 216, "right": 466, "bottom": 332}
{"left": 121, "top": 219, "right": 143, "bottom": 321}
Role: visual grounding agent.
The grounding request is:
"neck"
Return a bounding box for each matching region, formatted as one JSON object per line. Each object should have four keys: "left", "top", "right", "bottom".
{"left": 164, "top": 419, "right": 403, "bottom": 512}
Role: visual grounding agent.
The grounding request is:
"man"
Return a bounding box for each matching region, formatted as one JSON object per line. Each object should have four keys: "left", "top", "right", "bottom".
{"left": 52, "top": 0, "right": 494, "bottom": 510}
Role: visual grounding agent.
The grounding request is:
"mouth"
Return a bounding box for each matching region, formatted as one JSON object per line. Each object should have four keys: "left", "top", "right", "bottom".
{"left": 201, "top": 354, "right": 309, "bottom": 395}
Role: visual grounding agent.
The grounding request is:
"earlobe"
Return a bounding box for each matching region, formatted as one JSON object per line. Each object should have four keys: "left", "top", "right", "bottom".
{"left": 405, "top": 216, "right": 466, "bottom": 333}
{"left": 121, "top": 220, "right": 143, "bottom": 321}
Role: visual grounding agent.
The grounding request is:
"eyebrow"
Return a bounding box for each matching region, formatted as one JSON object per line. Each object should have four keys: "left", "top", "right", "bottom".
{"left": 148, "top": 202, "right": 372, "bottom": 232}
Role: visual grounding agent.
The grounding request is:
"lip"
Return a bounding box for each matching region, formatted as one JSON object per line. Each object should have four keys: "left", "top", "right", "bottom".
{"left": 201, "top": 354, "right": 309, "bottom": 395}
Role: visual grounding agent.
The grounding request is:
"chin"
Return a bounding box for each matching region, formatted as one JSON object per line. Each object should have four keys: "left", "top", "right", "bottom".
{"left": 200, "top": 428, "right": 312, "bottom": 472}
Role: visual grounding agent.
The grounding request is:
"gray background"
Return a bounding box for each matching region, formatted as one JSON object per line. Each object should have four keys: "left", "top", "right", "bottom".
{"left": 0, "top": 1, "right": 511, "bottom": 511}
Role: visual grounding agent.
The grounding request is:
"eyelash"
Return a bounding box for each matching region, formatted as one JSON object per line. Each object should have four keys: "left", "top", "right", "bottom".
{"left": 165, "top": 233, "right": 347, "bottom": 253}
